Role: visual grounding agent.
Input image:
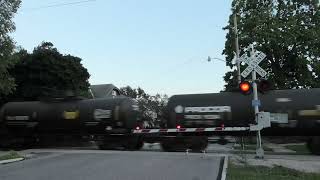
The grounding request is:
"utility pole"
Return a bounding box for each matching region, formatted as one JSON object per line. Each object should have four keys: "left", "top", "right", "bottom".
{"left": 250, "top": 44, "right": 264, "bottom": 158}
{"left": 234, "top": 13, "right": 241, "bottom": 85}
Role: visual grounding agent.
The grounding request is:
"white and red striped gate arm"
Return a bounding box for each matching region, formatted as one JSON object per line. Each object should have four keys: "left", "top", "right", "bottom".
{"left": 132, "top": 126, "right": 250, "bottom": 134}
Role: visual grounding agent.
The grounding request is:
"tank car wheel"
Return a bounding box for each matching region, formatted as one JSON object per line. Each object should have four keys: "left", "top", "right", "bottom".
{"left": 135, "top": 140, "right": 144, "bottom": 150}
{"left": 217, "top": 137, "right": 228, "bottom": 145}
{"left": 160, "top": 138, "right": 179, "bottom": 152}
{"left": 124, "top": 137, "right": 143, "bottom": 151}
{"left": 191, "top": 137, "right": 208, "bottom": 152}
{"left": 160, "top": 142, "right": 175, "bottom": 152}
{"left": 124, "top": 143, "right": 141, "bottom": 151}
{"left": 98, "top": 144, "right": 109, "bottom": 150}
{"left": 98, "top": 142, "right": 122, "bottom": 150}
{"left": 307, "top": 136, "right": 320, "bottom": 155}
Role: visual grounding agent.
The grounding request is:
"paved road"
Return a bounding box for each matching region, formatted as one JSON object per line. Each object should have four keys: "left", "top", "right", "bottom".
{"left": 0, "top": 150, "right": 223, "bottom": 180}
{"left": 142, "top": 142, "right": 234, "bottom": 153}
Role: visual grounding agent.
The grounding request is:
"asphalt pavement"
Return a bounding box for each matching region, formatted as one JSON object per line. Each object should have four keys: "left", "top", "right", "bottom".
{"left": 0, "top": 150, "right": 223, "bottom": 180}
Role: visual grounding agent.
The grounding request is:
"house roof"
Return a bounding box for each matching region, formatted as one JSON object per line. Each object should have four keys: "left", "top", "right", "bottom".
{"left": 90, "top": 84, "right": 121, "bottom": 98}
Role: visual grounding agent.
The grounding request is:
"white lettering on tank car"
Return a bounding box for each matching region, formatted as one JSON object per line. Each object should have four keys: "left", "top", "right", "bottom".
{"left": 184, "top": 106, "right": 231, "bottom": 113}
{"left": 6, "top": 116, "right": 29, "bottom": 121}
{"left": 184, "top": 114, "right": 221, "bottom": 120}
{"left": 94, "top": 109, "right": 111, "bottom": 120}
{"left": 184, "top": 115, "right": 202, "bottom": 119}
{"left": 184, "top": 120, "right": 216, "bottom": 125}
{"left": 203, "top": 114, "right": 221, "bottom": 119}
{"left": 276, "top": 98, "right": 292, "bottom": 103}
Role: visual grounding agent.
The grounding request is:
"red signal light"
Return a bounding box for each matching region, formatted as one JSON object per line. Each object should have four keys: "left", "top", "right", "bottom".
{"left": 176, "top": 125, "right": 181, "bottom": 129}
{"left": 240, "top": 83, "right": 250, "bottom": 91}
{"left": 239, "top": 81, "right": 252, "bottom": 95}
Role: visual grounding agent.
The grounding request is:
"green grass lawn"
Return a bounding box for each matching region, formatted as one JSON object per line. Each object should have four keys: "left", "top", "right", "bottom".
{"left": 284, "top": 144, "right": 311, "bottom": 154}
{"left": 0, "top": 151, "right": 23, "bottom": 161}
{"left": 227, "top": 162, "right": 320, "bottom": 180}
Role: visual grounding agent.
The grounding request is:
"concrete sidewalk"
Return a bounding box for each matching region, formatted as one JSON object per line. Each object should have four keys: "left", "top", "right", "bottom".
{"left": 263, "top": 142, "right": 297, "bottom": 153}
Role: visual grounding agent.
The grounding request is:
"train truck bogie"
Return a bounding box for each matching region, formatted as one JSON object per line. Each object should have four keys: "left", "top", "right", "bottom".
{"left": 160, "top": 136, "right": 208, "bottom": 152}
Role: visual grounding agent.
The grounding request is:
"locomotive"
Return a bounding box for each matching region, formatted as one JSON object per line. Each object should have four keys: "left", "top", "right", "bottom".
{"left": 0, "top": 96, "right": 143, "bottom": 150}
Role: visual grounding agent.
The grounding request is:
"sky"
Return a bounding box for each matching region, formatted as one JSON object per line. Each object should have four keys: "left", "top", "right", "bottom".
{"left": 12, "top": 0, "right": 233, "bottom": 96}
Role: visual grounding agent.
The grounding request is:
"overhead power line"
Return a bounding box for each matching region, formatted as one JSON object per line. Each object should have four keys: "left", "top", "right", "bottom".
{"left": 161, "top": 58, "right": 196, "bottom": 75}
{"left": 22, "top": 0, "right": 97, "bottom": 12}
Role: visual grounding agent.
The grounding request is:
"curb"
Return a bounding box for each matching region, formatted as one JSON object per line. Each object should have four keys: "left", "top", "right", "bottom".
{"left": 0, "top": 158, "right": 24, "bottom": 164}
{"left": 220, "top": 156, "right": 228, "bottom": 180}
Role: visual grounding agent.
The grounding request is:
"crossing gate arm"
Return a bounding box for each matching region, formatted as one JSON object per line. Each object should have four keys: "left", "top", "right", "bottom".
{"left": 132, "top": 127, "right": 250, "bottom": 134}
{"left": 133, "top": 112, "right": 271, "bottom": 134}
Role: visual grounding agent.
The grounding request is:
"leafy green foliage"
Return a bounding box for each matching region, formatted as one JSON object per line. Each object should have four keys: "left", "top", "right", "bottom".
{"left": 120, "top": 86, "right": 149, "bottom": 99}
{"left": 10, "top": 42, "right": 90, "bottom": 100}
{"left": 223, "top": 0, "right": 320, "bottom": 91}
{"left": 0, "top": 151, "right": 22, "bottom": 161}
{"left": 120, "top": 86, "right": 168, "bottom": 127}
{"left": 0, "top": 0, "right": 21, "bottom": 96}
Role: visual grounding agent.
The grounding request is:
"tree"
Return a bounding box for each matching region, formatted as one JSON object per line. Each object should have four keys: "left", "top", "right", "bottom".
{"left": 0, "top": 0, "right": 21, "bottom": 96}
{"left": 120, "top": 86, "right": 168, "bottom": 128}
{"left": 10, "top": 42, "right": 90, "bottom": 100}
{"left": 120, "top": 86, "right": 148, "bottom": 99}
{"left": 223, "top": 0, "right": 320, "bottom": 91}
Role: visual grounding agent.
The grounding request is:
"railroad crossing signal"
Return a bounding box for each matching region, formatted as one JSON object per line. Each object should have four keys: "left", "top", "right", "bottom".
{"left": 239, "top": 81, "right": 252, "bottom": 95}
{"left": 238, "top": 45, "right": 269, "bottom": 159}
{"left": 240, "top": 51, "right": 267, "bottom": 78}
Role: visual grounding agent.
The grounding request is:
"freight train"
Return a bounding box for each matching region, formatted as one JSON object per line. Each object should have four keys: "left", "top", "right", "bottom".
{"left": 0, "top": 88, "right": 320, "bottom": 154}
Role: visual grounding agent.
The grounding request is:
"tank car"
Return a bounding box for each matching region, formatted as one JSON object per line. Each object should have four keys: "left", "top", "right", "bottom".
{"left": 0, "top": 96, "right": 143, "bottom": 150}
{"left": 162, "top": 88, "right": 320, "bottom": 153}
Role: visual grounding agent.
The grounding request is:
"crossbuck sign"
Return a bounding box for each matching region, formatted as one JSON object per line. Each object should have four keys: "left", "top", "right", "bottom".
{"left": 240, "top": 51, "right": 267, "bottom": 78}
